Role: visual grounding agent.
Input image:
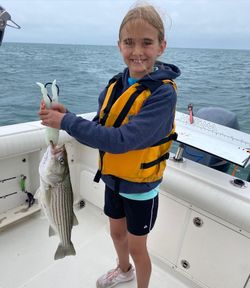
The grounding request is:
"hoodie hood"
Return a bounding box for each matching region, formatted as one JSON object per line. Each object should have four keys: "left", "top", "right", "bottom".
{"left": 121, "top": 61, "right": 181, "bottom": 89}
{"left": 153, "top": 61, "right": 181, "bottom": 80}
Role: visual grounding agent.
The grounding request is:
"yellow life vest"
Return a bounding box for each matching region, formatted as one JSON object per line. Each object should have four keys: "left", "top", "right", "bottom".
{"left": 94, "top": 75, "right": 177, "bottom": 183}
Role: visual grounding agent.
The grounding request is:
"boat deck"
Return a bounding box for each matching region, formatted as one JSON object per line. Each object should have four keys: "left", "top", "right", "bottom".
{"left": 0, "top": 202, "right": 192, "bottom": 288}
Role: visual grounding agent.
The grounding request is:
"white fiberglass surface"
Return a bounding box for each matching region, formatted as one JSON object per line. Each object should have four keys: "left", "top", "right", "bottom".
{"left": 0, "top": 202, "right": 191, "bottom": 288}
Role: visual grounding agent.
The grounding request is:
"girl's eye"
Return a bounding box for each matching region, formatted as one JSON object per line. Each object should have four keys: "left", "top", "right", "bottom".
{"left": 143, "top": 40, "right": 153, "bottom": 46}
{"left": 124, "top": 39, "right": 133, "bottom": 46}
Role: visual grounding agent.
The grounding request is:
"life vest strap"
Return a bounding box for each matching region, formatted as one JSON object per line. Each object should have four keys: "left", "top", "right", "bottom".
{"left": 112, "top": 176, "right": 121, "bottom": 192}
{"left": 151, "top": 132, "right": 178, "bottom": 147}
{"left": 94, "top": 150, "right": 105, "bottom": 183}
{"left": 101, "top": 75, "right": 123, "bottom": 125}
{"left": 141, "top": 152, "right": 170, "bottom": 169}
{"left": 107, "top": 73, "right": 123, "bottom": 86}
{"left": 113, "top": 86, "right": 144, "bottom": 128}
{"left": 94, "top": 169, "right": 102, "bottom": 183}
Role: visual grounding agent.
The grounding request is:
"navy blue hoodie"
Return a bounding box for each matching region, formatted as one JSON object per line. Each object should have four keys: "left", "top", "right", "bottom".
{"left": 61, "top": 61, "right": 181, "bottom": 193}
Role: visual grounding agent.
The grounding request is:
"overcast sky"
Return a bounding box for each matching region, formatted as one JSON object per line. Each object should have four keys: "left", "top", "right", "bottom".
{"left": 2, "top": 0, "right": 250, "bottom": 50}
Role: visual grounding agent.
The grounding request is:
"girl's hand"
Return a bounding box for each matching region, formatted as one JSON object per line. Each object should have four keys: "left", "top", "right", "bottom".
{"left": 51, "top": 102, "right": 67, "bottom": 113}
{"left": 39, "top": 101, "right": 66, "bottom": 129}
{"left": 40, "top": 100, "right": 66, "bottom": 113}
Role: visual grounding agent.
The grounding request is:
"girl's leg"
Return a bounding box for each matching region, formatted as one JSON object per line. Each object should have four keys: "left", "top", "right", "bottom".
{"left": 96, "top": 217, "right": 134, "bottom": 288}
{"left": 123, "top": 195, "right": 158, "bottom": 288}
{"left": 109, "top": 217, "right": 131, "bottom": 272}
{"left": 128, "top": 232, "right": 151, "bottom": 288}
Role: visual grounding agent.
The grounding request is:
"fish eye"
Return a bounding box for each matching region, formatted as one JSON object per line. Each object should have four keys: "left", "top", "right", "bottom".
{"left": 57, "top": 156, "right": 65, "bottom": 165}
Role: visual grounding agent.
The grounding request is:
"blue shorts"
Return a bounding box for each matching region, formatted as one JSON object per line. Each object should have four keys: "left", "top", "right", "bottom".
{"left": 104, "top": 185, "right": 159, "bottom": 236}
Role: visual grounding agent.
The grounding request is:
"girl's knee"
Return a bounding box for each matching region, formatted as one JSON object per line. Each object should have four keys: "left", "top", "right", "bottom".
{"left": 129, "top": 243, "right": 148, "bottom": 259}
{"left": 109, "top": 217, "right": 127, "bottom": 242}
{"left": 110, "top": 226, "right": 128, "bottom": 242}
{"left": 129, "top": 244, "right": 147, "bottom": 258}
{"left": 110, "top": 229, "right": 127, "bottom": 242}
{"left": 128, "top": 233, "right": 148, "bottom": 259}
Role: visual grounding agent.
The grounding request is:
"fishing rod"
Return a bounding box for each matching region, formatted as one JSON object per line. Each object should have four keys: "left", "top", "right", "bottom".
{"left": 0, "top": 5, "right": 21, "bottom": 46}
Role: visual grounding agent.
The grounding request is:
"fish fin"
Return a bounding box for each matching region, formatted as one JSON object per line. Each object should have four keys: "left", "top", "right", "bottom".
{"left": 73, "top": 213, "right": 79, "bottom": 226}
{"left": 54, "top": 242, "right": 76, "bottom": 260}
{"left": 34, "top": 188, "right": 40, "bottom": 200}
{"left": 49, "top": 225, "right": 56, "bottom": 237}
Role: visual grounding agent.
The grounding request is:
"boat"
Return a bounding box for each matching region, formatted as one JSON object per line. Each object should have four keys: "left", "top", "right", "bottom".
{"left": 0, "top": 108, "right": 250, "bottom": 288}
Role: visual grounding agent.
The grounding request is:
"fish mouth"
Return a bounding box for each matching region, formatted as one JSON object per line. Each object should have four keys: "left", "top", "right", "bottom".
{"left": 49, "top": 140, "right": 57, "bottom": 150}
{"left": 49, "top": 141, "right": 65, "bottom": 155}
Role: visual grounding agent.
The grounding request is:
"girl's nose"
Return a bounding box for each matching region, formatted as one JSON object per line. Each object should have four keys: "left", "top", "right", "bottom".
{"left": 132, "top": 44, "right": 143, "bottom": 56}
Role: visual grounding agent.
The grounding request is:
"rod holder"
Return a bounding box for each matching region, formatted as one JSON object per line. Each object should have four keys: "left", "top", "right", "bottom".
{"left": 173, "top": 143, "right": 185, "bottom": 162}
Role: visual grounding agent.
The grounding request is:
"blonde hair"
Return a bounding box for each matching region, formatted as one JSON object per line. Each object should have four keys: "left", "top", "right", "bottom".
{"left": 119, "top": 3, "right": 165, "bottom": 42}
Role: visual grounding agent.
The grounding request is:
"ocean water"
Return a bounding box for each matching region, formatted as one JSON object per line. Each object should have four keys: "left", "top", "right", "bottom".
{"left": 0, "top": 43, "right": 249, "bottom": 178}
{"left": 0, "top": 43, "right": 249, "bottom": 132}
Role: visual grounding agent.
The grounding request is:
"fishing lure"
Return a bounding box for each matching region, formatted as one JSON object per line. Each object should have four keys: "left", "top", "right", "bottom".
{"left": 37, "top": 79, "right": 60, "bottom": 145}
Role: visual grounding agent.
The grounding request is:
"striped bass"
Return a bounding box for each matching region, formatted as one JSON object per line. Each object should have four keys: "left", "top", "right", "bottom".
{"left": 38, "top": 143, "right": 78, "bottom": 260}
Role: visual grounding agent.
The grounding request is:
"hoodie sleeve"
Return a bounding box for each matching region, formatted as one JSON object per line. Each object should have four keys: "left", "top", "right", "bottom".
{"left": 61, "top": 83, "right": 177, "bottom": 153}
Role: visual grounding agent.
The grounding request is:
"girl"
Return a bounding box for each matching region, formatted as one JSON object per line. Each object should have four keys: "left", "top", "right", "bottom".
{"left": 39, "top": 3, "right": 180, "bottom": 288}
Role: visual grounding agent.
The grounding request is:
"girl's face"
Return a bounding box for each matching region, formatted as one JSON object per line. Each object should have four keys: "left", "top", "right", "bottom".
{"left": 118, "top": 19, "right": 166, "bottom": 79}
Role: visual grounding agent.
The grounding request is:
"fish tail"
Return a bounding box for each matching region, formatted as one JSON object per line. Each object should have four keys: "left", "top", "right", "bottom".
{"left": 49, "top": 225, "right": 56, "bottom": 237}
{"left": 54, "top": 242, "right": 76, "bottom": 260}
{"left": 73, "top": 212, "right": 78, "bottom": 226}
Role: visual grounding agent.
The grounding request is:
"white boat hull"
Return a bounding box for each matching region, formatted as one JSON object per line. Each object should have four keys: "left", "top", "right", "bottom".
{"left": 0, "top": 113, "right": 250, "bottom": 288}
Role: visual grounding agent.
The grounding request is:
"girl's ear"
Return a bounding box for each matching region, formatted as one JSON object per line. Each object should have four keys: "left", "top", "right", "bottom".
{"left": 158, "top": 40, "right": 167, "bottom": 56}
{"left": 118, "top": 40, "right": 122, "bottom": 52}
